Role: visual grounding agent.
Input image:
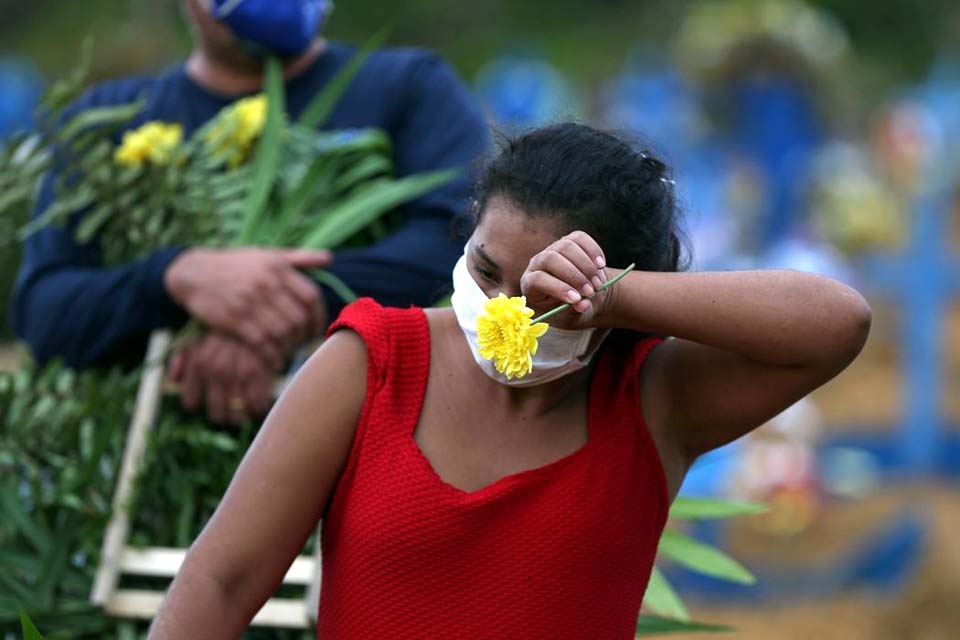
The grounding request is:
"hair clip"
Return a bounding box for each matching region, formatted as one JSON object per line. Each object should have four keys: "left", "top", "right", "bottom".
{"left": 660, "top": 177, "right": 675, "bottom": 186}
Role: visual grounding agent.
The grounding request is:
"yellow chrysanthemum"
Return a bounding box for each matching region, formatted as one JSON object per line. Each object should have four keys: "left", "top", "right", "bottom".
{"left": 476, "top": 293, "right": 549, "bottom": 379}
{"left": 114, "top": 122, "right": 183, "bottom": 168}
{"left": 204, "top": 94, "right": 268, "bottom": 167}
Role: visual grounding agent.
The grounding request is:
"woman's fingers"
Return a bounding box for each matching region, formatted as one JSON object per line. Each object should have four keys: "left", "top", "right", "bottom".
{"left": 526, "top": 230, "right": 608, "bottom": 311}
{"left": 558, "top": 235, "right": 606, "bottom": 291}
{"left": 564, "top": 230, "right": 605, "bottom": 268}
{"left": 529, "top": 249, "right": 595, "bottom": 298}
{"left": 522, "top": 269, "right": 593, "bottom": 314}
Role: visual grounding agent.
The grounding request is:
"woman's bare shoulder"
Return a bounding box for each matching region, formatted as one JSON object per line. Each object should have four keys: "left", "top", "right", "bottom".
{"left": 422, "top": 306, "right": 458, "bottom": 336}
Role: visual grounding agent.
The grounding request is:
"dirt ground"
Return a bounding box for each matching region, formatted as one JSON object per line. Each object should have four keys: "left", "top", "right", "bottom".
{"left": 668, "top": 485, "right": 960, "bottom": 640}
{"left": 668, "top": 304, "right": 960, "bottom": 639}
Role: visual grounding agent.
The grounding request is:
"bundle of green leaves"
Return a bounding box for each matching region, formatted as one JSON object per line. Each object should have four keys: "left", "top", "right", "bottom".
{"left": 8, "top": 37, "right": 452, "bottom": 299}
{"left": 0, "top": 362, "right": 316, "bottom": 639}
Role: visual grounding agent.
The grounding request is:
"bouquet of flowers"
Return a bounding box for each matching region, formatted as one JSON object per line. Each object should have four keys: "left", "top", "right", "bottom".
{"left": 6, "top": 39, "right": 452, "bottom": 302}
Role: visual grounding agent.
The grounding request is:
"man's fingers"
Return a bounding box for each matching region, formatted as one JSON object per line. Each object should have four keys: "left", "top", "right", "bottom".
{"left": 282, "top": 269, "right": 322, "bottom": 309}
{"left": 179, "top": 352, "right": 204, "bottom": 412}
{"left": 253, "top": 302, "right": 298, "bottom": 356}
{"left": 236, "top": 321, "right": 283, "bottom": 369}
{"left": 225, "top": 384, "right": 250, "bottom": 426}
{"left": 281, "top": 270, "right": 328, "bottom": 338}
{"left": 245, "top": 374, "right": 274, "bottom": 417}
{"left": 280, "top": 249, "right": 333, "bottom": 269}
{"left": 271, "top": 291, "right": 310, "bottom": 348}
{"left": 206, "top": 380, "right": 228, "bottom": 425}
{"left": 167, "top": 351, "right": 186, "bottom": 381}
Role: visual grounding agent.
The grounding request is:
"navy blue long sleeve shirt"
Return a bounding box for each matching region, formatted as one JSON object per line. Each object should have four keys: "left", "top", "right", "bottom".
{"left": 11, "top": 43, "right": 490, "bottom": 368}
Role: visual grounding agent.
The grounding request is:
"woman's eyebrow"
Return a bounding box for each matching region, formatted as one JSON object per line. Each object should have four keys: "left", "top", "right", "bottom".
{"left": 474, "top": 245, "right": 501, "bottom": 272}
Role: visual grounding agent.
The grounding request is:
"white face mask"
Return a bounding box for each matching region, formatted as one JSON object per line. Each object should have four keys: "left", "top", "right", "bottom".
{"left": 451, "top": 246, "right": 606, "bottom": 388}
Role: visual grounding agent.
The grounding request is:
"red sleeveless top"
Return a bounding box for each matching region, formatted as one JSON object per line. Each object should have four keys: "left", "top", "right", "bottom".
{"left": 316, "top": 299, "right": 669, "bottom": 639}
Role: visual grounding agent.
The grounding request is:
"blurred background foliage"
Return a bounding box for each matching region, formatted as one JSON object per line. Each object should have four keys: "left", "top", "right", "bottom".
{"left": 3, "top": 0, "right": 960, "bottom": 98}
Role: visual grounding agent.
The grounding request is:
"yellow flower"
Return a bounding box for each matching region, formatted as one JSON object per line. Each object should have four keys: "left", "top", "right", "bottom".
{"left": 114, "top": 122, "right": 183, "bottom": 168}
{"left": 204, "top": 94, "right": 268, "bottom": 167}
{"left": 476, "top": 293, "right": 549, "bottom": 379}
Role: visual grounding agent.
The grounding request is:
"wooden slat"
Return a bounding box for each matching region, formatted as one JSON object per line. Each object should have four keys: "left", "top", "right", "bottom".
{"left": 105, "top": 590, "right": 309, "bottom": 628}
{"left": 305, "top": 526, "right": 323, "bottom": 625}
{"left": 92, "top": 332, "right": 321, "bottom": 628}
{"left": 117, "top": 547, "right": 315, "bottom": 585}
{"left": 91, "top": 331, "right": 172, "bottom": 606}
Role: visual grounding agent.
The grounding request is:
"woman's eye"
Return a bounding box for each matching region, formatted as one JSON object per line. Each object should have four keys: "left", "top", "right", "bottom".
{"left": 475, "top": 266, "right": 497, "bottom": 283}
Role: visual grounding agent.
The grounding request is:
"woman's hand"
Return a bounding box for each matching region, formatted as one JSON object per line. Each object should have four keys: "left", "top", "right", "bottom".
{"left": 520, "top": 230, "right": 611, "bottom": 329}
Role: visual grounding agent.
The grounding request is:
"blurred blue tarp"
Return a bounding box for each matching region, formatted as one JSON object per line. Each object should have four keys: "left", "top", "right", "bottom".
{"left": 474, "top": 50, "right": 582, "bottom": 131}
{"left": 0, "top": 56, "right": 43, "bottom": 138}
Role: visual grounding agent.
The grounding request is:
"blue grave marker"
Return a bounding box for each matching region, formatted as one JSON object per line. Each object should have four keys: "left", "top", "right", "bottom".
{"left": 853, "top": 186, "right": 960, "bottom": 476}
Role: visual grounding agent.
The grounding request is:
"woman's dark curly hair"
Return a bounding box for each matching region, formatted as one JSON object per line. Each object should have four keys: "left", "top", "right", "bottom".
{"left": 474, "top": 122, "right": 687, "bottom": 273}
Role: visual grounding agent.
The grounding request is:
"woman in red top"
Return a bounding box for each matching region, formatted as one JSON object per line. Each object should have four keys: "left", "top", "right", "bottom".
{"left": 150, "top": 124, "right": 871, "bottom": 639}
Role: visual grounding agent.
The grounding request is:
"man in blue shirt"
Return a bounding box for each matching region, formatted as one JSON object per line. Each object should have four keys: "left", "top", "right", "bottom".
{"left": 10, "top": 0, "right": 490, "bottom": 423}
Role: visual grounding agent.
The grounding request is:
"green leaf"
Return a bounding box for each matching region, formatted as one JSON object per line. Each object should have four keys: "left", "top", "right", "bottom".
{"left": 18, "top": 603, "right": 46, "bottom": 640}
{"left": 310, "top": 127, "right": 391, "bottom": 156}
{"left": 636, "top": 614, "right": 733, "bottom": 636}
{"left": 270, "top": 156, "right": 338, "bottom": 244}
{"left": 39, "top": 37, "right": 93, "bottom": 116}
{"left": 1, "top": 482, "right": 51, "bottom": 554}
{"left": 309, "top": 269, "right": 358, "bottom": 305}
{"left": 18, "top": 187, "right": 97, "bottom": 240}
{"left": 74, "top": 204, "right": 114, "bottom": 243}
{"left": 300, "top": 169, "right": 456, "bottom": 250}
{"left": 2, "top": 576, "right": 39, "bottom": 610}
{"left": 176, "top": 491, "right": 196, "bottom": 548}
{"left": 657, "top": 529, "right": 756, "bottom": 585}
{"left": 235, "top": 57, "right": 284, "bottom": 245}
{"left": 329, "top": 153, "right": 393, "bottom": 195}
{"left": 643, "top": 566, "right": 690, "bottom": 621}
{"left": 57, "top": 100, "right": 145, "bottom": 144}
{"left": 669, "top": 497, "right": 768, "bottom": 520}
{"left": 298, "top": 29, "right": 388, "bottom": 129}
{"left": 0, "top": 182, "right": 39, "bottom": 217}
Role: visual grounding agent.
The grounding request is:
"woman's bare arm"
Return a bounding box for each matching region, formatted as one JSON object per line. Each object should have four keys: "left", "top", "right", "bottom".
{"left": 599, "top": 269, "right": 871, "bottom": 496}
{"left": 148, "top": 330, "right": 368, "bottom": 639}
{"left": 517, "top": 231, "right": 870, "bottom": 498}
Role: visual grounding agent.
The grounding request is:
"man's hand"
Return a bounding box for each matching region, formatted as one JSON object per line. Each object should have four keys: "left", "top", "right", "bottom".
{"left": 168, "top": 332, "right": 278, "bottom": 425}
{"left": 164, "top": 247, "right": 330, "bottom": 367}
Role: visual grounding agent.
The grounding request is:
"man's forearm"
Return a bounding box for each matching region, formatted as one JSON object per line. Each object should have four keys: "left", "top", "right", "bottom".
{"left": 322, "top": 212, "right": 462, "bottom": 316}
{"left": 11, "top": 245, "right": 188, "bottom": 367}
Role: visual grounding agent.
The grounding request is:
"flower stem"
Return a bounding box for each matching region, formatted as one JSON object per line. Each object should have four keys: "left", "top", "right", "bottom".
{"left": 531, "top": 263, "right": 636, "bottom": 324}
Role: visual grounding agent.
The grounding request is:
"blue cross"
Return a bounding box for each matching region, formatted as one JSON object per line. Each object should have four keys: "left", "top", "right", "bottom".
{"left": 859, "top": 187, "right": 960, "bottom": 475}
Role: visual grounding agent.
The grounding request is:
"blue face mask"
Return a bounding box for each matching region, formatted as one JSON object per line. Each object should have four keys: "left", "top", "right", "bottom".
{"left": 211, "top": 0, "right": 330, "bottom": 58}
